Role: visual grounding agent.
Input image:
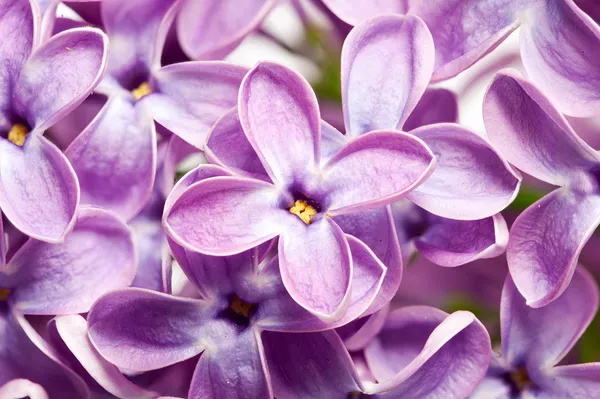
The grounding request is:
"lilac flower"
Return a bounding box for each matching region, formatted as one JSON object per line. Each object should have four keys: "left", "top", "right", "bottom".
{"left": 63, "top": 0, "right": 247, "bottom": 222}
{"left": 471, "top": 267, "right": 600, "bottom": 398}
{"left": 483, "top": 69, "right": 600, "bottom": 307}
{"left": 323, "top": 0, "right": 600, "bottom": 118}
{"left": 264, "top": 306, "right": 490, "bottom": 398}
{"left": 0, "top": 206, "right": 135, "bottom": 396}
{"left": 88, "top": 193, "right": 387, "bottom": 398}
{"left": 164, "top": 60, "right": 436, "bottom": 321}
{"left": 0, "top": 0, "right": 108, "bottom": 243}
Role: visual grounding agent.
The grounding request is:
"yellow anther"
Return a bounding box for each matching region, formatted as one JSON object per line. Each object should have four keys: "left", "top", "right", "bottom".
{"left": 132, "top": 82, "right": 152, "bottom": 101}
{"left": 289, "top": 200, "right": 317, "bottom": 224}
{"left": 8, "top": 124, "right": 29, "bottom": 146}
{"left": 0, "top": 289, "right": 10, "bottom": 301}
{"left": 510, "top": 366, "right": 531, "bottom": 391}
{"left": 230, "top": 295, "right": 254, "bottom": 318}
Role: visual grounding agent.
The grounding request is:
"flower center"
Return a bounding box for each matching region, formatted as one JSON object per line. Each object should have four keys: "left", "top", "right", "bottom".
{"left": 132, "top": 82, "right": 152, "bottom": 101}
{"left": 0, "top": 289, "right": 10, "bottom": 301}
{"left": 8, "top": 124, "right": 29, "bottom": 146}
{"left": 289, "top": 200, "right": 317, "bottom": 224}
{"left": 509, "top": 366, "right": 532, "bottom": 392}
{"left": 230, "top": 294, "right": 255, "bottom": 318}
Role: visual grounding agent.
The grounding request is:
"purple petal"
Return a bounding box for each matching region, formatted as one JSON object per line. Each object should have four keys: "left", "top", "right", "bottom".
{"left": 239, "top": 61, "right": 320, "bottom": 185}
{"left": 262, "top": 330, "right": 363, "bottom": 399}
{"left": 403, "top": 88, "right": 458, "bottom": 131}
{"left": 364, "top": 308, "right": 490, "bottom": 397}
{"left": 88, "top": 289, "right": 213, "bottom": 371}
{"left": 0, "top": 379, "right": 48, "bottom": 399}
{"left": 130, "top": 215, "right": 169, "bottom": 293}
{"left": 4, "top": 207, "right": 136, "bottom": 315}
{"left": 321, "top": 0, "right": 407, "bottom": 26}
{"left": 337, "top": 306, "right": 389, "bottom": 352}
{"left": 14, "top": 27, "right": 108, "bottom": 130}
{"left": 407, "top": 123, "right": 520, "bottom": 220}
{"left": 145, "top": 62, "right": 247, "bottom": 148}
{"left": 501, "top": 267, "right": 599, "bottom": 369}
{"left": 0, "top": 0, "right": 36, "bottom": 126}
{"left": 410, "top": 0, "right": 520, "bottom": 81}
{"left": 279, "top": 217, "right": 352, "bottom": 321}
{"left": 51, "top": 314, "right": 157, "bottom": 399}
{"left": 164, "top": 176, "right": 286, "bottom": 255}
{"left": 66, "top": 96, "right": 156, "bottom": 221}
{"left": 177, "top": 0, "right": 276, "bottom": 60}
{"left": 484, "top": 69, "right": 600, "bottom": 186}
{"left": 341, "top": 14, "right": 434, "bottom": 136}
{"left": 334, "top": 206, "right": 403, "bottom": 315}
{"left": 101, "top": 0, "right": 179, "bottom": 81}
{"left": 0, "top": 306, "right": 89, "bottom": 398}
{"left": 536, "top": 363, "right": 600, "bottom": 398}
{"left": 0, "top": 134, "right": 78, "bottom": 243}
{"left": 520, "top": 0, "right": 600, "bottom": 117}
{"left": 507, "top": 188, "right": 600, "bottom": 307}
{"left": 205, "top": 107, "right": 268, "bottom": 180}
{"left": 323, "top": 131, "right": 435, "bottom": 215}
{"left": 188, "top": 329, "right": 271, "bottom": 398}
{"left": 415, "top": 213, "right": 508, "bottom": 267}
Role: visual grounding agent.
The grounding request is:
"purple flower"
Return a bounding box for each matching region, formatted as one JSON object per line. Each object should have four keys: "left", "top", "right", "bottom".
{"left": 483, "top": 69, "right": 600, "bottom": 307}
{"left": 0, "top": 0, "right": 108, "bottom": 243}
{"left": 323, "top": 0, "right": 600, "bottom": 118}
{"left": 263, "top": 306, "right": 490, "bottom": 398}
{"left": 87, "top": 200, "right": 386, "bottom": 398}
{"left": 164, "top": 60, "right": 436, "bottom": 321}
{"left": 63, "top": 0, "right": 247, "bottom": 222}
{"left": 471, "top": 267, "right": 600, "bottom": 398}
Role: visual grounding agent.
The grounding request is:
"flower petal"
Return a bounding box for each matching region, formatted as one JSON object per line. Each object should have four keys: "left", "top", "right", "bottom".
{"left": 501, "top": 267, "right": 599, "bottom": 370}
{"left": 403, "top": 88, "right": 459, "bottom": 131}
{"left": 239, "top": 61, "right": 320, "bottom": 185}
{"left": 0, "top": 0, "right": 36, "bottom": 127}
{"left": 66, "top": 96, "right": 156, "bottom": 221}
{"left": 145, "top": 62, "right": 247, "bottom": 149}
{"left": 50, "top": 314, "right": 157, "bottom": 399}
{"left": 0, "top": 134, "right": 78, "bottom": 243}
{"left": 536, "top": 363, "right": 600, "bottom": 398}
{"left": 410, "top": 0, "right": 520, "bottom": 81}
{"left": 14, "top": 27, "right": 108, "bottom": 130}
{"left": 507, "top": 188, "right": 600, "bottom": 307}
{"left": 4, "top": 207, "right": 136, "bottom": 315}
{"left": 484, "top": 69, "right": 600, "bottom": 186}
{"left": 87, "top": 289, "right": 213, "bottom": 371}
{"left": 408, "top": 123, "right": 520, "bottom": 220}
{"left": 0, "top": 379, "right": 48, "bottom": 399}
{"left": 364, "top": 308, "right": 490, "bottom": 397}
{"left": 324, "top": 130, "right": 435, "bottom": 215}
{"left": 177, "top": 0, "right": 276, "bottom": 60}
{"left": 337, "top": 306, "right": 389, "bottom": 352}
{"left": 415, "top": 213, "right": 508, "bottom": 267}
{"left": 188, "top": 329, "right": 271, "bottom": 398}
{"left": 164, "top": 176, "right": 285, "bottom": 255}
{"left": 321, "top": 0, "right": 407, "bottom": 26}
{"left": 262, "top": 330, "right": 363, "bottom": 399}
{"left": 279, "top": 217, "right": 352, "bottom": 322}
{"left": 520, "top": 0, "right": 600, "bottom": 117}
{"left": 341, "top": 14, "right": 434, "bottom": 136}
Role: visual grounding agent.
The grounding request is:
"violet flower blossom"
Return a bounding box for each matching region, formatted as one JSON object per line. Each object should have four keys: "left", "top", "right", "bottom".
{"left": 88, "top": 184, "right": 387, "bottom": 398}
{"left": 322, "top": 0, "right": 600, "bottom": 118}
{"left": 0, "top": 0, "right": 108, "bottom": 243}
{"left": 0, "top": 206, "right": 136, "bottom": 396}
{"left": 484, "top": 69, "right": 600, "bottom": 307}
{"left": 471, "top": 267, "right": 600, "bottom": 398}
{"left": 264, "top": 306, "right": 490, "bottom": 398}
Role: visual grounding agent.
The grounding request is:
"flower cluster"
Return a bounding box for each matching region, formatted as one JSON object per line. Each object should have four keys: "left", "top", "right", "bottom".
{"left": 1, "top": 0, "right": 600, "bottom": 398}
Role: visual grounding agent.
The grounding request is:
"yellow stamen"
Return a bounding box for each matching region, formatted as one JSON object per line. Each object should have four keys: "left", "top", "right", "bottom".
{"left": 0, "top": 289, "right": 10, "bottom": 301}
{"left": 65, "top": 47, "right": 72, "bottom": 51}
{"left": 8, "top": 124, "right": 29, "bottom": 146}
{"left": 289, "top": 200, "right": 317, "bottom": 224}
{"left": 132, "top": 82, "right": 152, "bottom": 101}
{"left": 510, "top": 366, "right": 531, "bottom": 391}
{"left": 230, "top": 295, "right": 254, "bottom": 318}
